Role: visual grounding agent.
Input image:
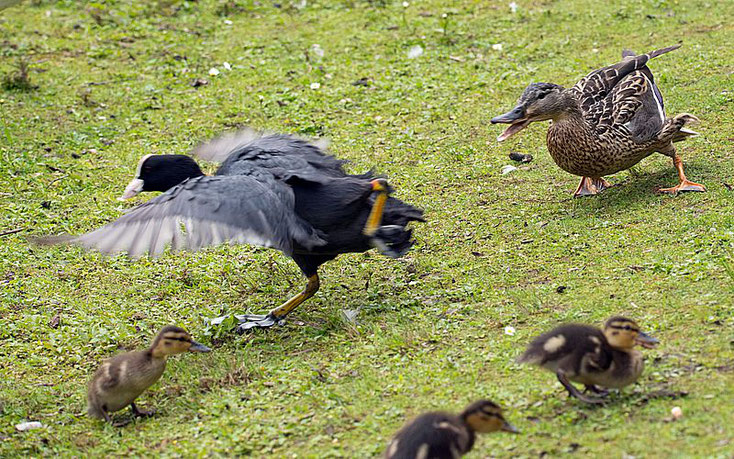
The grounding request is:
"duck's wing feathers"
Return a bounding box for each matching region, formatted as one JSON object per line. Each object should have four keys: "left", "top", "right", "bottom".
{"left": 193, "top": 129, "right": 343, "bottom": 183}
{"left": 572, "top": 45, "right": 679, "bottom": 130}
{"left": 36, "top": 175, "right": 325, "bottom": 258}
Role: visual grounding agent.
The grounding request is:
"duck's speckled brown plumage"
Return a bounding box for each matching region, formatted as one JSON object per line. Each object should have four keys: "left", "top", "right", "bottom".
{"left": 492, "top": 45, "right": 705, "bottom": 196}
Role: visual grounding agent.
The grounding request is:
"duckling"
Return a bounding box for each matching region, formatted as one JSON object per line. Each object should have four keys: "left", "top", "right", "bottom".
{"left": 87, "top": 326, "right": 211, "bottom": 426}
{"left": 517, "top": 317, "right": 658, "bottom": 404}
{"left": 384, "top": 400, "right": 518, "bottom": 459}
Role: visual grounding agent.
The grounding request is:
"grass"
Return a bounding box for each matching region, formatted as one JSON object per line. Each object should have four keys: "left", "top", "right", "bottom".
{"left": 1, "top": 0, "right": 733, "bottom": 456}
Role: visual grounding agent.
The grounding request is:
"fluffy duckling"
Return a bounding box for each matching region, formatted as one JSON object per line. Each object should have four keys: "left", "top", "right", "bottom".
{"left": 384, "top": 400, "right": 518, "bottom": 459}
{"left": 87, "top": 326, "right": 211, "bottom": 426}
{"left": 517, "top": 317, "right": 658, "bottom": 404}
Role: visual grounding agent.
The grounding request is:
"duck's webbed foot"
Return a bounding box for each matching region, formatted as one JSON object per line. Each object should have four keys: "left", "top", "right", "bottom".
{"left": 573, "top": 176, "right": 612, "bottom": 198}
{"left": 557, "top": 371, "right": 605, "bottom": 404}
{"left": 234, "top": 313, "right": 284, "bottom": 332}
{"left": 584, "top": 385, "right": 610, "bottom": 397}
{"left": 659, "top": 153, "right": 706, "bottom": 194}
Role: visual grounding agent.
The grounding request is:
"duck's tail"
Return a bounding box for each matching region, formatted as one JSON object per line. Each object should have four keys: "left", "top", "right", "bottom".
{"left": 659, "top": 113, "right": 700, "bottom": 143}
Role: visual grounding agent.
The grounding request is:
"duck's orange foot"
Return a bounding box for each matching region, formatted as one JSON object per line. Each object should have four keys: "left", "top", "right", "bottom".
{"left": 659, "top": 179, "right": 706, "bottom": 195}
{"left": 573, "top": 176, "right": 611, "bottom": 198}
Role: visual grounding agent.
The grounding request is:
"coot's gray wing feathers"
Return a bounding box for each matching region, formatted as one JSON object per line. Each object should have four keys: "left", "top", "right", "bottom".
{"left": 60, "top": 175, "right": 325, "bottom": 258}
{"left": 193, "top": 129, "right": 347, "bottom": 183}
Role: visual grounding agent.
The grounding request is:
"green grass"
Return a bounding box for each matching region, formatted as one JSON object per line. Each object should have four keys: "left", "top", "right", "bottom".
{"left": 1, "top": 0, "right": 733, "bottom": 456}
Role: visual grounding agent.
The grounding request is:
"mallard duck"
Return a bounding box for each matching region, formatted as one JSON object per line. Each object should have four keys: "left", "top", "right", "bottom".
{"left": 517, "top": 317, "right": 658, "bottom": 404}
{"left": 384, "top": 400, "right": 518, "bottom": 459}
{"left": 87, "top": 325, "right": 211, "bottom": 426}
{"left": 491, "top": 45, "right": 705, "bottom": 197}
{"left": 37, "top": 129, "right": 424, "bottom": 332}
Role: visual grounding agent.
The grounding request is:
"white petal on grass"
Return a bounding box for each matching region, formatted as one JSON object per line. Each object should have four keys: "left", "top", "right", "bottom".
{"left": 407, "top": 45, "right": 424, "bottom": 59}
{"left": 294, "top": 0, "right": 307, "bottom": 9}
{"left": 223, "top": 62, "right": 232, "bottom": 70}
{"left": 310, "top": 44, "right": 324, "bottom": 58}
{"left": 492, "top": 43, "right": 503, "bottom": 51}
{"left": 501, "top": 165, "right": 517, "bottom": 175}
{"left": 310, "top": 82, "right": 321, "bottom": 90}
{"left": 509, "top": 2, "right": 518, "bottom": 13}
{"left": 16, "top": 421, "right": 43, "bottom": 432}
{"left": 671, "top": 407, "right": 683, "bottom": 419}
{"left": 223, "top": 19, "right": 233, "bottom": 25}
{"left": 208, "top": 67, "right": 220, "bottom": 76}
{"left": 402, "top": 1, "right": 409, "bottom": 7}
{"left": 504, "top": 326, "right": 516, "bottom": 336}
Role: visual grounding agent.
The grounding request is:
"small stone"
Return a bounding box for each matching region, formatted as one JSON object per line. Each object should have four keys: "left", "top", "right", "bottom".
{"left": 509, "top": 152, "right": 533, "bottom": 163}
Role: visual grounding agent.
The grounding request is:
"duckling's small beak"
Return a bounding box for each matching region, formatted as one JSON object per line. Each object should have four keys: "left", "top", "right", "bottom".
{"left": 635, "top": 331, "right": 659, "bottom": 349}
{"left": 188, "top": 341, "right": 212, "bottom": 353}
{"left": 119, "top": 178, "right": 144, "bottom": 201}
{"left": 491, "top": 106, "right": 530, "bottom": 142}
{"left": 501, "top": 420, "right": 520, "bottom": 434}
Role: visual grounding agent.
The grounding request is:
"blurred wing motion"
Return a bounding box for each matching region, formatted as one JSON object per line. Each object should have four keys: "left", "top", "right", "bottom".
{"left": 193, "top": 128, "right": 331, "bottom": 165}
{"left": 36, "top": 175, "right": 325, "bottom": 258}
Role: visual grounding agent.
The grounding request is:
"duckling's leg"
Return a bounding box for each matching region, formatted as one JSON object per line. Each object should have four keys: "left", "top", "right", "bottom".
{"left": 235, "top": 274, "right": 320, "bottom": 332}
{"left": 131, "top": 402, "right": 155, "bottom": 418}
{"left": 556, "top": 371, "right": 605, "bottom": 404}
{"left": 573, "top": 177, "right": 611, "bottom": 198}
{"left": 659, "top": 154, "right": 706, "bottom": 194}
{"left": 584, "top": 385, "right": 610, "bottom": 397}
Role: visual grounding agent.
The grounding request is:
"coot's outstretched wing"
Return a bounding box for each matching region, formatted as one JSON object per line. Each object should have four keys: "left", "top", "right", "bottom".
{"left": 38, "top": 175, "right": 325, "bottom": 258}
{"left": 192, "top": 129, "right": 347, "bottom": 183}
{"left": 571, "top": 44, "right": 679, "bottom": 131}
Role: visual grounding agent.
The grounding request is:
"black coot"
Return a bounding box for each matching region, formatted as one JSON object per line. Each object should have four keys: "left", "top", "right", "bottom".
{"left": 38, "top": 129, "right": 424, "bottom": 332}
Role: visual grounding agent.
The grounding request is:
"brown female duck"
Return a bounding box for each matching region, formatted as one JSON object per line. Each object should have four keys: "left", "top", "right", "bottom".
{"left": 517, "top": 317, "right": 658, "bottom": 404}
{"left": 492, "top": 45, "right": 705, "bottom": 197}
{"left": 384, "top": 400, "right": 518, "bottom": 459}
{"left": 87, "top": 326, "right": 210, "bottom": 426}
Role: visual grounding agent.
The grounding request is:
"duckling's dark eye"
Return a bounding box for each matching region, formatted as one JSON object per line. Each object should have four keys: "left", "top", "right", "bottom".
{"left": 537, "top": 92, "right": 548, "bottom": 100}
{"left": 623, "top": 325, "right": 631, "bottom": 330}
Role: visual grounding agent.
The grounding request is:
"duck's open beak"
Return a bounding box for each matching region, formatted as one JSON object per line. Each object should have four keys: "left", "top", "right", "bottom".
{"left": 119, "top": 178, "right": 144, "bottom": 201}
{"left": 491, "top": 105, "right": 531, "bottom": 142}
{"left": 635, "top": 331, "right": 659, "bottom": 349}
{"left": 501, "top": 420, "right": 520, "bottom": 434}
{"left": 188, "top": 341, "right": 212, "bottom": 353}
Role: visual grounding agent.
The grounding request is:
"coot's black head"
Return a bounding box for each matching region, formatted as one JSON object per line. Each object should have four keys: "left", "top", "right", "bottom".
{"left": 121, "top": 154, "right": 205, "bottom": 200}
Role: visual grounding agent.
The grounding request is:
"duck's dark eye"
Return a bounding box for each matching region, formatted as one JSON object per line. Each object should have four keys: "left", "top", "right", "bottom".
{"left": 538, "top": 92, "right": 548, "bottom": 100}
